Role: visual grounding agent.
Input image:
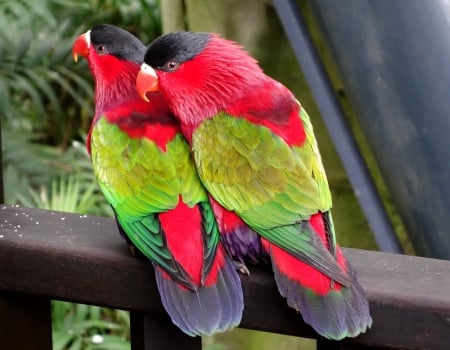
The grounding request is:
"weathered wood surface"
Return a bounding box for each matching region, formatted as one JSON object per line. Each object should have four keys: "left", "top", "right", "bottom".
{"left": 0, "top": 205, "right": 449, "bottom": 349}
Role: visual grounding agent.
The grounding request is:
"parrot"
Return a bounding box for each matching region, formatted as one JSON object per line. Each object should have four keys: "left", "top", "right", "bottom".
{"left": 135, "top": 31, "right": 373, "bottom": 340}
{"left": 71, "top": 25, "right": 244, "bottom": 336}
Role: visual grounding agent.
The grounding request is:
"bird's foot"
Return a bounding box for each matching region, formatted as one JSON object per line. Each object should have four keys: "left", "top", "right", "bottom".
{"left": 234, "top": 260, "right": 250, "bottom": 275}
{"left": 128, "top": 244, "right": 138, "bottom": 257}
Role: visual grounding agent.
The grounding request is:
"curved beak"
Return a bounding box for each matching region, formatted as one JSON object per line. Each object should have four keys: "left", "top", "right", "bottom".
{"left": 136, "top": 63, "right": 160, "bottom": 102}
{"left": 72, "top": 30, "right": 91, "bottom": 62}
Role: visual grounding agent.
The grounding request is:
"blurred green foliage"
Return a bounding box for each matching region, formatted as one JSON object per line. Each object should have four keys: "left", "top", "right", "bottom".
{"left": 1, "top": 0, "right": 161, "bottom": 209}
{"left": 52, "top": 302, "right": 130, "bottom": 350}
{"left": 0, "top": 1, "right": 161, "bottom": 349}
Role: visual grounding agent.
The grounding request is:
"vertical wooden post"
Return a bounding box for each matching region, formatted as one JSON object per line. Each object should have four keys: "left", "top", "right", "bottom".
{"left": 130, "top": 311, "right": 202, "bottom": 350}
{"left": 317, "top": 338, "right": 382, "bottom": 349}
{"left": 317, "top": 338, "right": 342, "bottom": 350}
{"left": 0, "top": 292, "right": 52, "bottom": 350}
{"left": 0, "top": 118, "right": 4, "bottom": 203}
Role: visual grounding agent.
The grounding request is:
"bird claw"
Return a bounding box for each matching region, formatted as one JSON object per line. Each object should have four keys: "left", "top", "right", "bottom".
{"left": 128, "top": 244, "right": 138, "bottom": 257}
{"left": 234, "top": 260, "right": 251, "bottom": 275}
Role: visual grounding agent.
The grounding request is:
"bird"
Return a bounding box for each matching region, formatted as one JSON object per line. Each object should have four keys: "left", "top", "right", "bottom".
{"left": 72, "top": 25, "right": 243, "bottom": 336}
{"left": 135, "top": 31, "right": 372, "bottom": 340}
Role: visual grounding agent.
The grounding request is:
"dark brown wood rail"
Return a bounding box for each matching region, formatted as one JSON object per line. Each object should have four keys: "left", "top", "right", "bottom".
{"left": 0, "top": 205, "right": 449, "bottom": 349}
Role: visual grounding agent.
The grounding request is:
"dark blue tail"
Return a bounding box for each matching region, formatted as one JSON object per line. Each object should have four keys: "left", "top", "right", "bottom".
{"left": 154, "top": 254, "right": 243, "bottom": 336}
{"left": 273, "top": 259, "right": 372, "bottom": 340}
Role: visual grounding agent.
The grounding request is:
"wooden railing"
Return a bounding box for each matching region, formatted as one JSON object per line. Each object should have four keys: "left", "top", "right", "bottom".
{"left": 0, "top": 204, "right": 449, "bottom": 349}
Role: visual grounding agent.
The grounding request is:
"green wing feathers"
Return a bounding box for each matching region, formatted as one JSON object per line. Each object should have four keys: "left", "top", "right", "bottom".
{"left": 192, "top": 109, "right": 348, "bottom": 285}
{"left": 193, "top": 111, "right": 331, "bottom": 221}
{"left": 91, "top": 117, "right": 214, "bottom": 288}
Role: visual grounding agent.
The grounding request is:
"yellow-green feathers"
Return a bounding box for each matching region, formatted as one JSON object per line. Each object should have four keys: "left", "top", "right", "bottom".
{"left": 91, "top": 117, "right": 207, "bottom": 218}
{"left": 192, "top": 109, "right": 331, "bottom": 230}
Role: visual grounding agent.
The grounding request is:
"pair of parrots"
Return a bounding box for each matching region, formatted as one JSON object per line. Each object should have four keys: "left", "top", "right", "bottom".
{"left": 72, "top": 24, "right": 371, "bottom": 340}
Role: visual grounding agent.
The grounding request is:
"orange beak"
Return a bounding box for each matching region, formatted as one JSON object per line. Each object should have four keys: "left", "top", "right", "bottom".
{"left": 72, "top": 30, "right": 91, "bottom": 62}
{"left": 136, "top": 63, "right": 160, "bottom": 102}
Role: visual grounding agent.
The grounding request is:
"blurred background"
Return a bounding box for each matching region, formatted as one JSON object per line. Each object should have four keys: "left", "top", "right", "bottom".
{"left": 4, "top": 0, "right": 446, "bottom": 348}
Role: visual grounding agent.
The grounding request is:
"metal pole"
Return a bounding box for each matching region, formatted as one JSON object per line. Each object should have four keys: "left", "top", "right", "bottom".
{"left": 273, "top": 0, "right": 402, "bottom": 253}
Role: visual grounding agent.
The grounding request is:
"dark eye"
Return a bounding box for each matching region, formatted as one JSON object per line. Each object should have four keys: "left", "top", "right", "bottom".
{"left": 95, "top": 44, "right": 108, "bottom": 55}
{"left": 166, "top": 61, "right": 179, "bottom": 71}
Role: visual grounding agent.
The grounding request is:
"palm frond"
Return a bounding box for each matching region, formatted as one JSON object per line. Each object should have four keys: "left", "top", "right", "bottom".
{"left": 0, "top": 0, "right": 161, "bottom": 146}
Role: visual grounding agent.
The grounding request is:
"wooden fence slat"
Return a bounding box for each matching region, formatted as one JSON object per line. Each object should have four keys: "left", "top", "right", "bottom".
{"left": 130, "top": 311, "right": 202, "bottom": 350}
{"left": 317, "top": 338, "right": 382, "bottom": 350}
{"left": 0, "top": 292, "right": 52, "bottom": 350}
{"left": 317, "top": 339, "right": 342, "bottom": 350}
{"left": 0, "top": 118, "right": 3, "bottom": 203}
{"left": 1, "top": 205, "right": 450, "bottom": 349}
